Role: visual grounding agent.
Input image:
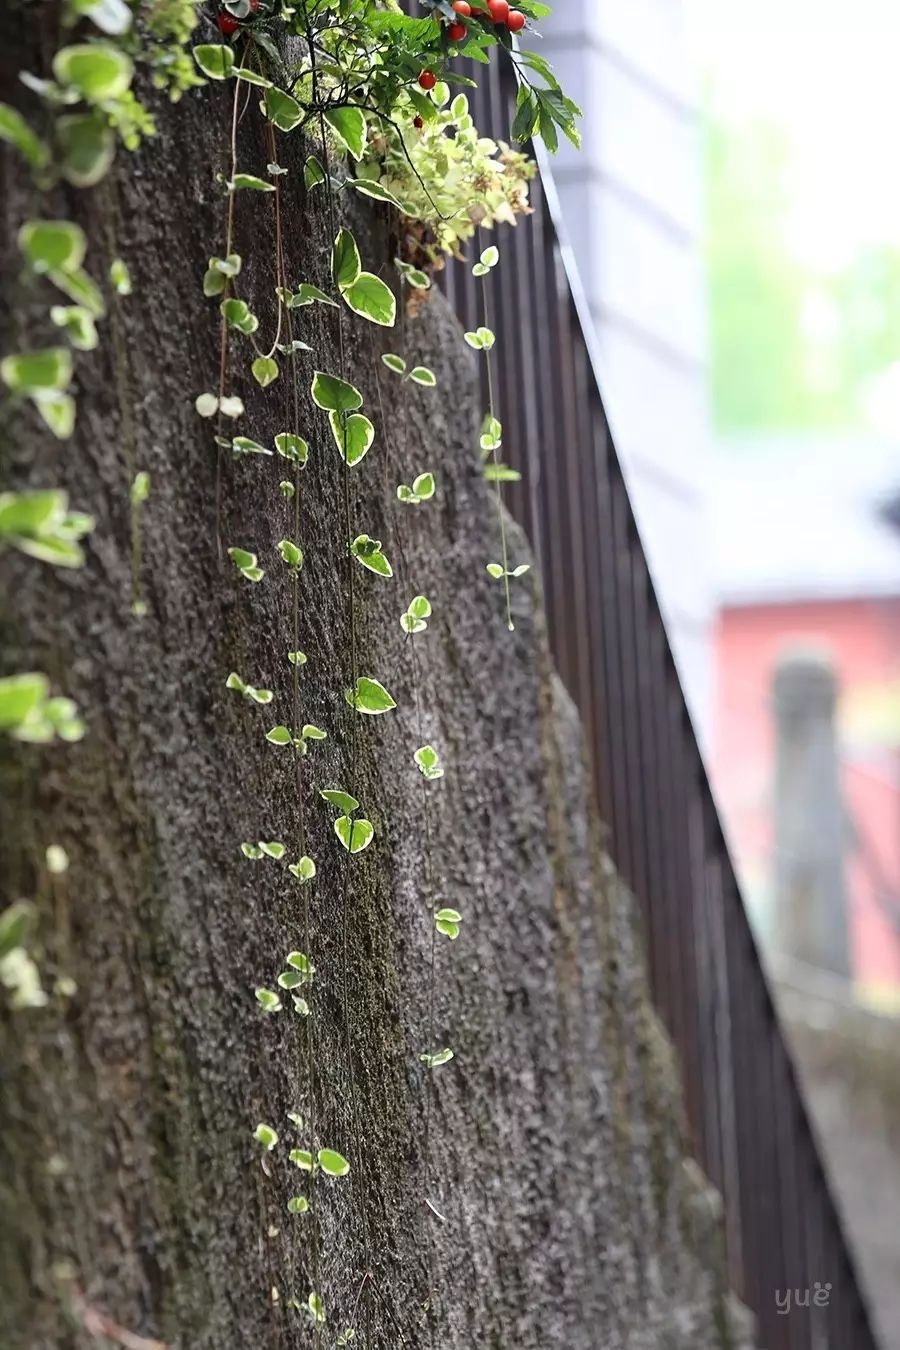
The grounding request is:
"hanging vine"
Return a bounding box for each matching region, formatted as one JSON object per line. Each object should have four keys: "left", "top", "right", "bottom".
{"left": 0, "top": 0, "right": 579, "bottom": 1340}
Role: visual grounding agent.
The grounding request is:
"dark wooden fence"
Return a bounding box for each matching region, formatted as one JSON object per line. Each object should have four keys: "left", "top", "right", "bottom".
{"left": 435, "top": 43, "right": 880, "bottom": 1350}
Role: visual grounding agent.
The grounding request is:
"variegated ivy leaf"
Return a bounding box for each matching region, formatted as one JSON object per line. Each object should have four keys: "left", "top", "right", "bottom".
{"left": 345, "top": 677, "right": 396, "bottom": 715}
{"left": 419, "top": 1048, "right": 454, "bottom": 1069}
{"left": 396, "top": 472, "right": 435, "bottom": 505}
{"left": 414, "top": 745, "right": 444, "bottom": 780}
{"left": 351, "top": 534, "right": 392, "bottom": 578}
{"left": 334, "top": 816, "right": 374, "bottom": 854}
{"left": 328, "top": 410, "right": 374, "bottom": 466}
{"left": 275, "top": 432, "right": 308, "bottom": 464}
{"left": 227, "top": 547, "right": 264, "bottom": 582}
{"left": 320, "top": 788, "right": 359, "bottom": 813}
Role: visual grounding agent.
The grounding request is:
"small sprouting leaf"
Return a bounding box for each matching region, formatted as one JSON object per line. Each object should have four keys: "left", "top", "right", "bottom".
{"left": 50, "top": 304, "right": 98, "bottom": 351}
{"left": 278, "top": 538, "right": 303, "bottom": 569}
{"left": 436, "top": 908, "right": 462, "bottom": 923}
{"left": 481, "top": 413, "right": 502, "bottom": 450}
{"left": 414, "top": 745, "right": 444, "bottom": 780}
{"left": 301, "top": 724, "right": 327, "bottom": 741}
{"left": 436, "top": 918, "right": 460, "bottom": 939}
{"left": 320, "top": 789, "right": 359, "bottom": 813}
{"left": 410, "top": 595, "right": 432, "bottom": 619}
{"left": 381, "top": 353, "right": 406, "bottom": 375}
{"left": 241, "top": 843, "right": 263, "bottom": 859}
{"left": 0, "top": 103, "right": 49, "bottom": 170}
{"left": 193, "top": 43, "right": 235, "bottom": 79}
{"left": 18, "top": 219, "right": 86, "bottom": 274}
{"left": 346, "top": 677, "right": 396, "bottom": 715}
{"left": 318, "top": 1148, "right": 350, "bottom": 1178}
{"left": 46, "top": 844, "right": 69, "bottom": 874}
{"left": 486, "top": 563, "right": 504, "bottom": 579}
{"left": 510, "top": 563, "right": 530, "bottom": 577}
{"left": 1, "top": 347, "right": 72, "bottom": 395}
{"left": 232, "top": 435, "right": 271, "bottom": 456}
{"left": 285, "top": 282, "right": 336, "bottom": 309}
{"left": 408, "top": 366, "right": 436, "bottom": 387}
{"left": 351, "top": 534, "right": 392, "bottom": 578}
{"left": 394, "top": 258, "right": 431, "bottom": 289}
{"left": 287, "top": 1196, "right": 309, "bottom": 1214}
{"left": 266, "top": 725, "right": 293, "bottom": 745}
{"left": 307, "top": 1291, "right": 326, "bottom": 1325}
{"left": 195, "top": 392, "right": 220, "bottom": 416}
{"left": 464, "top": 330, "right": 483, "bottom": 350}
{"left": 225, "top": 671, "right": 246, "bottom": 693}
{"left": 311, "top": 371, "right": 362, "bottom": 414}
{"left": 0, "top": 901, "right": 36, "bottom": 957}
{"left": 292, "top": 995, "right": 310, "bottom": 1015}
{"left": 483, "top": 464, "right": 521, "bottom": 483}
{"left": 334, "top": 816, "right": 374, "bottom": 854}
{"left": 332, "top": 227, "right": 361, "bottom": 290}
{"left": 289, "top": 1149, "right": 313, "bottom": 1171}
{"left": 221, "top": 297, "right": 259, "bottom": 334}
{"left": 304, "top": 154, "right": 325, "bottom": 189}
{"left": 287, "top": 650, "right": 307, "bottom": 667}
{"left": 288, "top": 856, "right": 316, "bottom": 881}
{"left": 254, "top": 1123, "right": 279, "bottom": 1150}
{"left": 275, "top": 433, "right": 308, "bottom": 464}
{"left": 267, "top": 162, "right": 287, "bottom": 176}
{"left": 328, "top": 410, "right": 374, "bottom": 466}
{"left": 341, "top": 272, "right": 396, "bottom": 328}
{"left": 56, "top": 111, "right": 114, "bottom": 188}
{"left": 324, "top": 105, "right": 366, "bottom": 158}
{"left": 278, "top": 970, "right": 306, "bottom": 990}
{"left": 420, "top": 1048, "right": 454, "bottom": 1069}
{"left": 252, "top": 356, "right": 279, "bottom": 387}
{"left": 286, "top": 952, "right": 314, "bottom": 975}
{"left": 255, "top": 987, "right": 282, "bottom": 1012}
{"left": 287, "top": 1111, "right": 304, "bottom": 1130}
{"left": 106, "top": 257, "right": 131, "bottom": 295}
{"left": 228, "top": 546, "right": 264, "bottom": 582}
{"left": 259, "top": 842, "right": 286, "bottom": 859}
{"left": 229, "top": 173, "right": 276, "bottom": 193}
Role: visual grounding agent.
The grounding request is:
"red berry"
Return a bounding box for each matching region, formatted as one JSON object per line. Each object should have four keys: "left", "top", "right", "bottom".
{"left": 413, "top": 115, "right": 424, "bottom": 129}
{"left": 487, "top": 0, "right": 509, "bottom": 20}
{"left": 452, "top": 0, "right": 471, "bottom": 13}
{"left": 448, "top": 21, "right": 467, "bottom": 41}
{"left": 506, "top": 8, "right": 525, "bottom": 30}
{"left": 217, "top": 11, "right": 239, "bottom": 33}
{"left": 418, "top": 69, "right": 437, "bottom": 90}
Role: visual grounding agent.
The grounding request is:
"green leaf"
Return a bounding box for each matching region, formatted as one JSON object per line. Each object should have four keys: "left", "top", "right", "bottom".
{"left": 266, "top": 725, "right": 293, "bottom": 745}
{"left": 350, "top": 534, "right": 392, "bottom": 578}
{"left": 318, "top": 1148, "right": 350, "bottom": 1178}
{"left": 287, "top": 1196, "right": 309, "bottom": 1214}
{"left": 436, "top": 918, "right": 460, "bottom": 939}
{"left": 221, "top": 298, "right": 258, "bottom": 334}
{"left": 230, "top": 173, "right": 275, "bottom": 193}
{"left": 278, "top": 969, "right": 306, "bottom": 990}
{"left": 324, "top": 106, "right": 366, "bottom": 159}
{"left": 0, "top": 673, "right": 47, "bottom": 730}
{"left": 286, "top": 951, "right": 314, "bottom": 975}
{"left": 381, "top": 353, "right": 406, "bottom": 375}
{"left": 334, "top": 816, "right": 374, "bottom": 854}
{"left": 252, "top": 356, "right": 279, "bottom": 387}
{"left": 346, "top": 677, "right": 396, "bottom": 715}
{"left": 0, "top": 901, "right": 36, "bottom": 958}
{"left": 77, "top": 0, "right": 133, "bottom": 36}
{"left": 436, "top": 908, "right": 462, "bottom": 923}
{"left": 231, "top": 435, "right": 270, "bottom": 456}
{"left": 1, "top": 348, "right": 71, "bottom": 394}
{"left": 486, "top": 563, "right": 504, "bottom": 579}
{"left": 241, "top": 842, "right": 263, "bottom": 858}
{"left": 264, "top": 84, "right": 302, "bottom": 130}
{"left": 288, "top": 856, "right": 316, "bottom": 881}
{"left": 308, "top": 1292, "right": 326, "bottom": 1325}
{"left": 275, "top": 433, "right": 308, "bottom": 464}
{"left": 341, "top": 273, "right": 396, "bottom": 328}
{"left": 331, "top": 228, "right": 361, "bottom": 290}
{"left": 278, "top": 538, "right": 303, "bottom": 568}
{"left": 328, "top": 410, "right": 373, "bottom": 466}
{"left": 320, "top": 789, "right": 359, "bottom": 813}
{"left": 0, "top": 103, "right": 49, "bottom": 170}
{"left": 47, "top": 265, "right": 105, "bottom": 319}
{"left": 57, "top": 111, "right": 115, "bottom": 187}
{"left": 234, "top": 66, "right": 272, "bottom": 87}
{"left": 259, "top": 841, "right": 285, "bottom": 859}
{"left": 193, "top": 43, "right": 235, "bottom": 79}
{"left": 409, "top": 595, "right": 432, "bottom": 619}
{"left": 483, "top": 463, "right": 521, "bottom": 482}
{"left": 289, "top": 1149, "right": 314, "bottom": 1171}
{"left": 414, "top": 745, "right": 444, "bottom": 779}
{"left": 304, "top": 155, "right": 325, "bottom": 189}
{"left": 284, "top": 282, "right": 336, "bottom": 309}
{"left": 408, "top": 366, "right": 436, "bottom": 387}
{"left": 49, "top": 305, "right": 97, "bottom": 352}
{"left": 287, "top": 650, "right": 307, "bottom": 667}
{"left": 420, "top": 1048, "right": 454, "bottom": 1068}
{"left": 311, "top": 371, "right": 362, "bottom": 414}
{"left": 347, "top": 178, "right": 407, "bottom": 211}
{"left": 254, "top": 1123, "right": 279, "bottom": 1150}
{"left": 227, "top": 546, "right": 263, "bottom": 582}
{"left": 109, "top": 257, "right": 131, "bottom": 295}
{"left": 53, "top": 43, "right": 133, "bottom": 102}
{"left": 301, "top": 724, "right": 327, "bottom": 741}
{"left": 18, "top": 220, "right": 86, "bottom": 274}
{"left": 394, "top": 259, "right": 431, "bottom": 289}
{"left": 35, "top": 393, "right": 75, "bottom": 440}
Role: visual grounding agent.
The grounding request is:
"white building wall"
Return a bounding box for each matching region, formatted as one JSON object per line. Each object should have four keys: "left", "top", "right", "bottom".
{"left": 540, "top": 0, "right": 712, "bottom": 740}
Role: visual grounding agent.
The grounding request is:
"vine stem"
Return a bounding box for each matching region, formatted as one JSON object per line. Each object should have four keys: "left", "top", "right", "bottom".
{"left": 480, "top": 261, "right": 514, "bottom": 631}
{"left": 214, "top": 77, "right": 242, "bottom": 561}
{"left": 309, "top": 23, "right": 374, "bottom": 1342}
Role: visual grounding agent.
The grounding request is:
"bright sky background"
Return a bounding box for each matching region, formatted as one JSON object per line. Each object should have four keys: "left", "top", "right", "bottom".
{"left": 687, "top": 0, "right": 900, "bottom": 273}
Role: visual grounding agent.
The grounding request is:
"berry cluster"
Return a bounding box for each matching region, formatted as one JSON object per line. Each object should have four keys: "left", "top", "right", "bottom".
{"left": 417, "top": 1, "right": 526, "bottom": 96}
{"left": 216, "top": 0, "right": 260, "bottom": 36}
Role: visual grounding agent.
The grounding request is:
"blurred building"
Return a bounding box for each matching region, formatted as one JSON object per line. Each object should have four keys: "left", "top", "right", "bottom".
{"left": 711, "top": 435, "right": 900, "bottom": 1007}
{"left": 541, "top": 0, "right": 712, "bottom": 738}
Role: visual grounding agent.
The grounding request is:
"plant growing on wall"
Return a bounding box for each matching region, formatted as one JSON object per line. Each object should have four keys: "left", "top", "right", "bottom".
{"left": 1, "top": 0, "right": 579, "bottom": 1339}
